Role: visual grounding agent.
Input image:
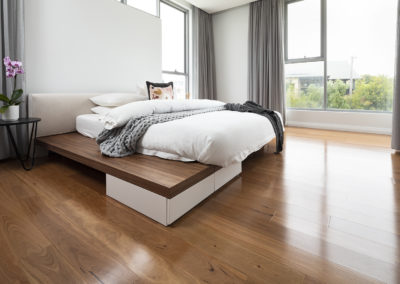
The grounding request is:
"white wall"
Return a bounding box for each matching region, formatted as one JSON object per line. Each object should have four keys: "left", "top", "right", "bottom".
{"left": 213, "top": 5, "right": 249, "bottom": 104}
{"left": 24, "top": 0, "right": 162, "bottom": 94}
{"left": 212, "top": 4, "right": 392, "bottom": 134}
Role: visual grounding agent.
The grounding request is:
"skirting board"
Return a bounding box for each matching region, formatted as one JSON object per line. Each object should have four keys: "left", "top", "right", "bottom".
{"left": 106, "top": 162, "right": 242, "bottom": 226}
{"left": 287, "top": 121, "right": 392, "bottom": 135}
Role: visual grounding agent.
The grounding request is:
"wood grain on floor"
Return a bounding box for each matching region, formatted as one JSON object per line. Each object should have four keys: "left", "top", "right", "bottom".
{"left": 0, "top": 127, "right": 398, "bottom": 283}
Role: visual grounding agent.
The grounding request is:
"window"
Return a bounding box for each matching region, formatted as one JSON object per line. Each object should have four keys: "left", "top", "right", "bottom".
{"left": 160, "top": 1, "right": 189, "bottom": 100}
{"left": 125, "top": 0, "right": 158, "bottom": 16}
{"left": 285, "top": 0, "right": 397, "bottom": 112}
{"left": 286, "top": 62, "right": 324, "bottom": 109}
{"left": 286, "top": 0, "right": 321, "bottom": 61}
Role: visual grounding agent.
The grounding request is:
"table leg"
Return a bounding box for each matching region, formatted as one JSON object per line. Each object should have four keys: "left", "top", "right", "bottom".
{"left": 6, "top": 122, "right": 38, "bottom": 171}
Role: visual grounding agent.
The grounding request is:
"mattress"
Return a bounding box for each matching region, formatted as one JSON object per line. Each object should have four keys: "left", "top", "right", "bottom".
{"left": 76, "top": 114, "right": 105, "bottom": 139}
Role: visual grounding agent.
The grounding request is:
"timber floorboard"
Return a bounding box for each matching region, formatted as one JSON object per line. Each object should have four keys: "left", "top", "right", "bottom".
{"left": 0, "top": 127, "right": 398, "bottom": 283}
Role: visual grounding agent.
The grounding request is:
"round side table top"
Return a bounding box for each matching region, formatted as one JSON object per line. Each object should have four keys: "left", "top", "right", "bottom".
{"left": 0, "top": 117, "right": 41, "bottom": 126}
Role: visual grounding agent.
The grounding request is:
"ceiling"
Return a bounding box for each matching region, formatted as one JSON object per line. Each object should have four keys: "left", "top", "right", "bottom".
{"left": 185, "top": 0, "right": 256, "bottom": 14}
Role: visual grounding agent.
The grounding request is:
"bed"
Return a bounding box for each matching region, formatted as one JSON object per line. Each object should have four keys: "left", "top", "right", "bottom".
{"left": 30, "top": 93, "right": 283, "bottom": 225}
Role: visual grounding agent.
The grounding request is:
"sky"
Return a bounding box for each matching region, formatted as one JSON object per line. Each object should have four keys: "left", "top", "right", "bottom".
{"left": 288, "top": 0, "right": 397, "bottom": 77}
{"left": 160, "top": 2, "right": 185, "bottom": 73}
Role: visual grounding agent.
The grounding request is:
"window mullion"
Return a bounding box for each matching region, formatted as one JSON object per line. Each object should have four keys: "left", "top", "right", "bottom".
{"left": 322, "top": 0, "right": 327, "bottom": 110}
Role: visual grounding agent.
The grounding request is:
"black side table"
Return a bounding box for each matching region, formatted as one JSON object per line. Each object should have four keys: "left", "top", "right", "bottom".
{"left": 0, "top": 117, "right": 41, "bottom": 171}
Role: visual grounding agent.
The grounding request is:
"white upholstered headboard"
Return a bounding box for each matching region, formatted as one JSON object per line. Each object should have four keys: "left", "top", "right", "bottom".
{"left": 29, "top": 93, "right": 97, "bottom": 137}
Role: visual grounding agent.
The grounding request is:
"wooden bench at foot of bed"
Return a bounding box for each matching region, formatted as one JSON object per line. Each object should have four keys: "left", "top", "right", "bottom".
{"left": 37, "top": 132, "right": 242, "bottom": 225}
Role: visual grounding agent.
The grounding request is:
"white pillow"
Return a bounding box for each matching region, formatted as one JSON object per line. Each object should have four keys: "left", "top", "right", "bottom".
{"left": 91, "top": 106, "right": 115, "bottom": 116}
{"left": 90, "top": 93, "right": 147, "bottom": 107}
{"left": 136, "top": 85, "right": 148, "bottom": 97}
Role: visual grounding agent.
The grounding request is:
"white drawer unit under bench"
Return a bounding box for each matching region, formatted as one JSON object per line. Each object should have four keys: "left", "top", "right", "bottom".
{"left": 107, "top": 162, "right": 241, "bottom": 226}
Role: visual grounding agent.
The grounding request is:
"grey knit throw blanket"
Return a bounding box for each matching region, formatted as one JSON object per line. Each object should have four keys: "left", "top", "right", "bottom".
{"left": 97, "top": 106, "right": 225, "bottom": 157}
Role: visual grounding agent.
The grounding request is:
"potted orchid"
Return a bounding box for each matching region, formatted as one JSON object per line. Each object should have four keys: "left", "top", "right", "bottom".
{"left": 0, "top": 57, "right": 24, "bottom": 121}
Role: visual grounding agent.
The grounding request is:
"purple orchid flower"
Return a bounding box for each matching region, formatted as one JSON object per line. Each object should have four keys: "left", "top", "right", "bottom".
{"left": 6, "top": 66, "right": 16, "bottom": 78}
{"left": 3, "top": 57, "right": 24, "bottom": 78}
{"left": 1, "top": 57, "right": 24, "bottom": 110}
{"left": 3, "top": 56, "right": 11, "bottom": 67}
{"left": 11, "top": 60, "right": 22, "bottom": 68}
{"left": 15, "top": 66, "right": 24, "bottom": 75}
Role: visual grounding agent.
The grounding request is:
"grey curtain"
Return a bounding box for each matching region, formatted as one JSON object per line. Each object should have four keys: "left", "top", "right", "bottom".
{"left": 392, "top": 0, "right": 400, "bottom": 150}
{"left": 248, "top": 0, "right": 285, "bottom": 121}
{"left": 0, "top": 0, "right": 26, "bottom": 160}
{"left": 192, "top": 7, "right": 216, "bottom": 100}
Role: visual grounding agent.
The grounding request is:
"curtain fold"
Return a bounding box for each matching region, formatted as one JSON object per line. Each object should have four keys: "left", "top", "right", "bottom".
{"left": 192, "top": 7, "right": 216, "bottom": 100}
{"left": 248, "top": 0, "right": 285, "bottom": 121}
{"left": 0, "top": 0, "right": 27, "bottom": 160}
{"left": 392, "top": 0, "right": 400, "bottom": 150}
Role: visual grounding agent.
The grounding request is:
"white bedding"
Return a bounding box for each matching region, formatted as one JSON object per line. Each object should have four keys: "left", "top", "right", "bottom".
{"left": 76, "top": 100, "right": 283, "bottom": 167}
{"left": 137, "top": 110, "right": 280, "bottom": 167}
{"left": 76, "top": 114, "right": 105, "bottom": 139}
{"left": 102, "top": 99, "right": 225, "bottom": 130}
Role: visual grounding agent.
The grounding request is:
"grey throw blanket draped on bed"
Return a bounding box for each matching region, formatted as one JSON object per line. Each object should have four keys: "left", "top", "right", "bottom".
{"left": 97, "top": 106, "right": 225, "bottom": 157}
{"left": 225, "top": 101, "right": 284, "bottom": 153}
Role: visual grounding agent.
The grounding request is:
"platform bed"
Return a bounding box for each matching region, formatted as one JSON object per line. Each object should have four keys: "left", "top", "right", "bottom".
{"left": 37, "top": 133, "right": 242, "bottom": 226}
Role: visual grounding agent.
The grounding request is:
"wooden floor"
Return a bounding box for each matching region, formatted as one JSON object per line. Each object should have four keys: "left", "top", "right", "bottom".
{"left": 0, "top": 127, "right": 398, "bottom": 283}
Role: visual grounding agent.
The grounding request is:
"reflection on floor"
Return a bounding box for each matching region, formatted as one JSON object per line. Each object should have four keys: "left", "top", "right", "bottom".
{"left": 0, "top": 127, "right": 398, "bottom": 283}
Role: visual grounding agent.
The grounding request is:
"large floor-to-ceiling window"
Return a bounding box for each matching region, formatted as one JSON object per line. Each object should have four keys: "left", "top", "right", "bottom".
{"left": 160, "top": 1, "right": 189, "bottom": 99}
{"left": 285, "top": 0, "right": 397, "bottom": 112}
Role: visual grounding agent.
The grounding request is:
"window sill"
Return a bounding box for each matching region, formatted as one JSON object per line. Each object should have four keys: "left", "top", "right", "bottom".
{"left": 287, "top": 108, "right": 392, "bottom": 114}
{"left": 286, "top": 109, "right": 392, "bottom": 135}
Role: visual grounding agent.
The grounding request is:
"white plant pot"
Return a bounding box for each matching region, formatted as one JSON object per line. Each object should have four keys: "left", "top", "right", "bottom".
{"left": 2, "top": 105, "right": 20, "bottom": 121}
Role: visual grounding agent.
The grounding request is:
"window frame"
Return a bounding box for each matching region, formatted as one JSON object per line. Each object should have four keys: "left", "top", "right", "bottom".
{"left": 120, "top": 0, "right": 159, "bottom": 16}
{"left": 160, "top": 0, "right": 190, "bottom": 97}
{"left": 285, "top": 0, "right": 327, "bottom": 110}
{"left": 284, "top": 0, "right": 326, "bottom": 64}
{"left": 285, "top": 0, "right": 393, "bottom": 113}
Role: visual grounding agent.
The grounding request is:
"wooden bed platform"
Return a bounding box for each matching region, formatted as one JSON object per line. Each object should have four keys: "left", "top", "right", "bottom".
{"left": 37, "top": 132, "right": 242, "bottom": 225}
{"left": 37, "top": 132, "right": 218, "bottom": 199}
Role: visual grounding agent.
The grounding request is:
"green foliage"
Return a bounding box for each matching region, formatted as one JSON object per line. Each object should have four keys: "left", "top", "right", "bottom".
{"left": 350, "top": 75, "right": 393, "bottom": 111}
{"left": 0, "top": 106, "right": 8, "bottom": 113}
{"left": 0, "top": 94, "right": 10, "bottom": 104}
{"left": 0, "top": 89, "right": 23, "bottom": 113}
{"left": 286, "top": 81, "right": 323, "bottom": 109}
{"left": 327, "top": 80, "right": 350, "bottom": 109}
{"left": 287, "top": 75, "right": 393, "bottom": 111}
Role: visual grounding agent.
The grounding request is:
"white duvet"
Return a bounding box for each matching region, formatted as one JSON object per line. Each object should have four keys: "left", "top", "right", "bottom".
{"left": 84, "top": 100, "right": 282, "bottom": 167}
{"left": 137, "top": 110, "right": 279, "bottom": 167}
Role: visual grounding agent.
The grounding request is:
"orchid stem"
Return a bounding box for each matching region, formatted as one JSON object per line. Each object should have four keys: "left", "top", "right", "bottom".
{"left": 13, "top": 75, "right": 17, "bottom": 93}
